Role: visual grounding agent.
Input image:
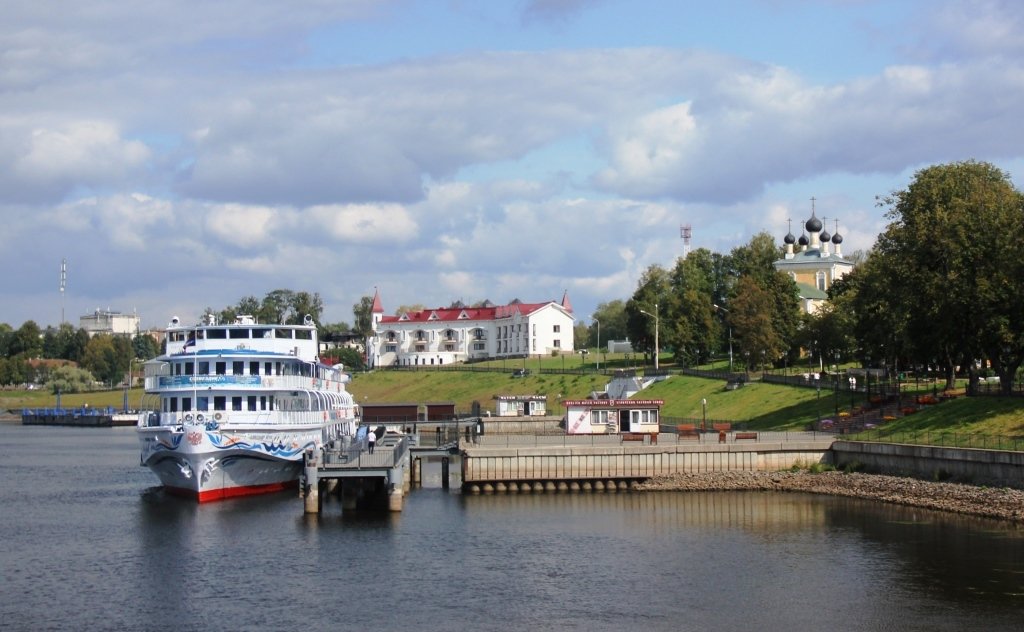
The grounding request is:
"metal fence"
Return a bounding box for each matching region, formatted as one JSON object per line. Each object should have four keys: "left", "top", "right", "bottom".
{"left": 850, "top": 429, "right": 1024, "bottom": 452}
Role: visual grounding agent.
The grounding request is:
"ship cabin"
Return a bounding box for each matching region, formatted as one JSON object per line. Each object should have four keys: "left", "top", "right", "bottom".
{"left": 563, "top": 399, "right": 663, "bottom": 436}
{"left": 140, "top": 314, "right": 354, "bottom": 427}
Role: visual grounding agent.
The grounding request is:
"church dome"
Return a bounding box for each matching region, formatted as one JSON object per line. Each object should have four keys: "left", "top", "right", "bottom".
{"left": 805, "top": 213, "right": 822, "bottom": 233}
{"left": 819, "top": 229, "right": 831, "bottom": 243}
{"left": 832, "top": 232, "right": 843, "bottom": 244}
{"left": 784, "top": 232, "right": 796, "bottom": 245}
{"left": 798, "top": 233, "right": 809, "bottom": 246}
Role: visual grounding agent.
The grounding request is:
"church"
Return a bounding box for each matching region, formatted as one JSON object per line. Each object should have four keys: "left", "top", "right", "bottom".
{"left": 773, "top": 203, "right": 854, "bottom": 314}
{"left": 366, "top": 288, "right": 576, "bottom": 368}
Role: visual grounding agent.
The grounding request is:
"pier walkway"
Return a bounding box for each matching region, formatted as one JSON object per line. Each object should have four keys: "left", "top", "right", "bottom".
{"left": 301, "top": 419, "right": 480, "bottom": 513}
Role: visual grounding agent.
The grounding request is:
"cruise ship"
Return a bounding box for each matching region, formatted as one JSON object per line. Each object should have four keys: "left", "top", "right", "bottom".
{"left": 137, "top": 314, "right": 357, "bottom": 501}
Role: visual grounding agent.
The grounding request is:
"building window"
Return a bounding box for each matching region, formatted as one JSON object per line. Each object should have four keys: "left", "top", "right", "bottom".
{"left": 385, "top": 344, "right": 397, "bottom": 353}
{"left": 553, "top": 339, "right": 561, "bottom": 348}
{"left": 473, "top": 342, "right": 485, "bottom": 351}
{"left": 816, "top": 271, "right": 827, "bottom": 291}
{"left": 553, "top": 325, "right": 560, "bottom": 333}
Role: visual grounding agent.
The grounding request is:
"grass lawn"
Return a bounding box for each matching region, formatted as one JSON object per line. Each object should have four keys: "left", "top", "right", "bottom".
{"left": 5, "top": 366, "right": 1023, "bottom": 438}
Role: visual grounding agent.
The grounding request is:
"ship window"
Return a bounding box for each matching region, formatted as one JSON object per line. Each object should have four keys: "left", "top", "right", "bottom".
{"left": 248, "top": 396, "right": 257, "bottom": 411}
{"left": 275, "top": 328, "right": 292, "bottom": 339}
{"left": 197, "top": 396, "right": 209, "bottom": 411}
{"left": 198, "top": 361, "right": 209, "bottom": 375}
{"left": 260, "top": 396, "right": 267, "bottom": 410}
{"left": 168, "top": 398, "right": 178, "bottom": 413}
{"left": 265, "top": 362, "right": 273, "bottom": 375}
{"left": 213, "top": 396, "right": 226, "bottom": 411}
{"left": 268, "top": 396, "right": 275, "bottom": 410}
{"left": 182, "top": 397, "right": 192, "bottom": 412}
{"left": 207, "top": 329, "right": 227, "bottom": 339}
{"left": 232, "top": 397, "right": 242, "bottom": 411}
{"left": 253, "top": 328, "right": 271, "bottom": 338}
{"left": 184, "top": 362, "right": 194, "bottom": 375}
{"left": 232, "top": 361, "right": 243, "bottom": 375}
{"left": 295, "top": 329, "right": 312, "bottom": 340}
{"left": 215, "top": 362, "right": 226, "bottom": 375}
{"left": 229, "top": 329, "right": 248, "bottom": 339}
{"left": 249, "top": 361, "right": 259, "bottom": 375}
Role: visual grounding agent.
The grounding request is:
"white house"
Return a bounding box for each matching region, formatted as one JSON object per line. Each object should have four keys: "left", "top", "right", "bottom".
{"left": 367, "top": 289, "right": 575, "bottom": 368}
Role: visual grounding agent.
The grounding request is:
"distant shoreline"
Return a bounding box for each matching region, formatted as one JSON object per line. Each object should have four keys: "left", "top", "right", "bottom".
{"left": 638, "top": 470, "right": 1024, "bottom": 523}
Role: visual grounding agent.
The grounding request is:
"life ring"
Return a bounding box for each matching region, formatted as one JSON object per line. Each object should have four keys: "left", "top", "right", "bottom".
{"left": 214, "top": 412, "right": 223, "bottom": 421}
{"left": 184, "top": 413, "right": 193, "bottom": 422}
{"left": 196, "top": 413, "right": 205, "bottom": 422}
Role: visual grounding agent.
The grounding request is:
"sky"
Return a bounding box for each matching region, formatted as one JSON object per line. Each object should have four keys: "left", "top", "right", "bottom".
{"left": 3, "top": 0, "right": 1024, "bottom": 331}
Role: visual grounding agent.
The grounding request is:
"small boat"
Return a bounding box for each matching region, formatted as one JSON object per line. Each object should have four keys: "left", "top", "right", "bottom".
{"left": 137, "top": 313, "right": 358, "bottom": 502}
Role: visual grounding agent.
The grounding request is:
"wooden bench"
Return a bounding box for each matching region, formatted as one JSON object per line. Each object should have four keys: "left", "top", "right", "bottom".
{"left": 621, "top": 433, "right": 657, "bottom": 445}
{"left": 712, "top": 423, "right": 732, "bottom": 432}
{"left": 676, "top": 424, "right": 700, "bottom": 440}
{"left": 734, "top": 432, "right": 758, "bottom": 441}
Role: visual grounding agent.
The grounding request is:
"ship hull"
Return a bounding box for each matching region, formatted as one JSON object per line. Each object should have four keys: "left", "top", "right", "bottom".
{"left": 139, "top": 423, "right": 324, "bottom": 502}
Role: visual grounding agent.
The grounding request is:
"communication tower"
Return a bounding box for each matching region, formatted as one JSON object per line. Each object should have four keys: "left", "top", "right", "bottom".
{"left": 680, "top": 224, "right": 692, "bottom": 258}
{"left": 60, "top": 258, "right": 67, "bottom": 325}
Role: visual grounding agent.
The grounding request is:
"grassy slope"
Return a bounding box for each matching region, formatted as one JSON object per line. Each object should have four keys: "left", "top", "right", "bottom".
{"left": 5, "top": 368, "right": 1024, "bottom": 436}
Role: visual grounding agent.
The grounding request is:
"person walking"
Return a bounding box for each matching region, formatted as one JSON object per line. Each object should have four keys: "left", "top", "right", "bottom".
{"left": 367, "top": 429, "right": 376, "bottom": 454}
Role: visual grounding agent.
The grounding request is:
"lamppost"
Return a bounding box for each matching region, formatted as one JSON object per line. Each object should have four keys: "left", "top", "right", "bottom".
{"left": 713, "top": 304, "right": 733, "bottom": 372}
{"left": 701, "top": 398, "right": 707, "bottom": 432}
{"left": 123, "top": 356, "right": 134, "bottom": 413}
{"left": 592, "top": 316, "right": 601, "bottom": 371}
{"left": 639, "top": 303, "right": 659, "bottom": 371}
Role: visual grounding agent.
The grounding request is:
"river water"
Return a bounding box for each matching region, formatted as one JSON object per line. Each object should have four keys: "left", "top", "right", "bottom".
{"left": 1, "top": 423, "right": 1023, "bottom": 631}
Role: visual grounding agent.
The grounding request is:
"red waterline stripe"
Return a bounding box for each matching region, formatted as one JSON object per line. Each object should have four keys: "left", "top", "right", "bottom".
{"left": 164, "top": 479, "right": 298, "bottom": 503}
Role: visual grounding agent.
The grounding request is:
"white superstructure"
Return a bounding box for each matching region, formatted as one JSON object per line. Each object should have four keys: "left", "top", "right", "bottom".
{"left": 137, "top": 314, "right": 357, "bottom": 502}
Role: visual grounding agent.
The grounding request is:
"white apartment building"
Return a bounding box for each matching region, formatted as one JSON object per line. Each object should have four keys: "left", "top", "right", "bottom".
{"left": 367, "top": 289, "right": 575, "bottom": 368}
{"left": 79, "top": 308, "right": 140, "bottom": 337}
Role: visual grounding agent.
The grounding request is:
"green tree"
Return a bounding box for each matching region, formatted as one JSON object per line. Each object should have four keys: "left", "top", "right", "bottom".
{"left": 625, "top": 264, "right": 671, "bottom": 364}
{"left": 81, "top": 334, "right": 133, "bottom": 387}
{"left": 866, "top": 160, "right": 1024, "bottom": 391}
{"left": 728, "top": 276, "right": 786, "bottom": 371}
{"left": 9, "top": 320, "right": 42, "bottom": 358}
{"left": 132, "top": 334, "right": 160, "bottom": 361}
{"left": 352, "top": 295, "right": 375, "bottom": 338}
{"left": 590, "top": 300, "right": 628, "bottom": 348}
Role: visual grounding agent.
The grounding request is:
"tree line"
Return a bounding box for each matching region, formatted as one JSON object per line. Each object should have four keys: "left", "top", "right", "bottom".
{"left": 594, "top": 160, "right": 1023, "bottom": 395}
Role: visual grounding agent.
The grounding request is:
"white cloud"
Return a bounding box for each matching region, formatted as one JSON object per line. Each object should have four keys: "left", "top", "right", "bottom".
{"left": 205, "top": 204, "right": 281, "bottom": 248}
{"left": 0, "top": 120, "right": 150, "bottom": 203}
{"left": 306, "top": 203, "right": 418, "bottom": 243}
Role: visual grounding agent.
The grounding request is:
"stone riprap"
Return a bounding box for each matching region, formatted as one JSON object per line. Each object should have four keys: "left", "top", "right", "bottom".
{"left": 637, "top": 470, "right": 1024, "bottom": 522}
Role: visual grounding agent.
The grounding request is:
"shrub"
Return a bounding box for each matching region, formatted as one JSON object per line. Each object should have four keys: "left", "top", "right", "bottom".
{"left": 843, "top": 460, "right": 865, "bottom": 473}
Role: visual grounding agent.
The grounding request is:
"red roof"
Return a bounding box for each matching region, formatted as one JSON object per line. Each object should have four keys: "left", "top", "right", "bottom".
{"left": 371, "top": 287, "right": 384, "bottom": 314}
{"left": 378, "top": 301, "right": 556, "bottom": 324}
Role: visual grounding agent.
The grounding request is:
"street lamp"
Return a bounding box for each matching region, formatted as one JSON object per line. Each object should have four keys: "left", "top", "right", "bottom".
{"left": 592, "top": 316, "right": 601, "bottom": 371}
{"left": 639, "top": 303, "right": 659, "bottom": 371}
{"left": 712, "top": 304, "right": 733, "bottom": 373}
{"left": 123, "top": 356, "right": 134, "bottom": 413}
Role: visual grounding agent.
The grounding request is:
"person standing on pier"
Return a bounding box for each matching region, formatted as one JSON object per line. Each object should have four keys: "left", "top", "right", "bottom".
{"left": 367, "top": 429, "right": 376, "bottom": 454}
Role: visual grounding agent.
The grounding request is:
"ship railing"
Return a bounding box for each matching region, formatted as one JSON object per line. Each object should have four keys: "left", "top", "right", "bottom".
{"left": 139, "top": 409, "right": 353, "bottom": 428}
{"left": 322, "top": 436, "right": 409, "bottom": 469}
{"left": 146, "top": 373, "right": 350, "bottom": 392}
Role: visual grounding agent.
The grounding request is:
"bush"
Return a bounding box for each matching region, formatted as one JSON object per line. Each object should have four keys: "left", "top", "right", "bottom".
{"left": 47, "top": 365, "right": 96, "bottom": 394}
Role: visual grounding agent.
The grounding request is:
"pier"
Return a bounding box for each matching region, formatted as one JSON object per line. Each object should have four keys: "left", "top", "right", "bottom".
{"left": 300, "top": 421, "right": 837, "bottom": 511}
{"left": 460, "top": 431, "right": 836, "bottom": 494}
{"left": 300, "top": 419, "right": 480, "bottom": 513}
{"left": 22, "top": 407, "right": 136, "bottom": 427}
